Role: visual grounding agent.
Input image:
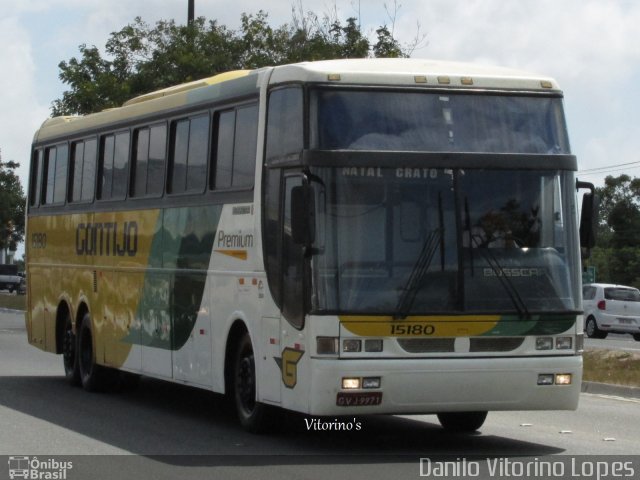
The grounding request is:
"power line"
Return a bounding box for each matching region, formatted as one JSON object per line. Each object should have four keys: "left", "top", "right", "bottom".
{"left": 578, "top": 164, "right": 640, "bottom": 177}
{"left": 578, "top": 160, "right": 640, "bottom": 174}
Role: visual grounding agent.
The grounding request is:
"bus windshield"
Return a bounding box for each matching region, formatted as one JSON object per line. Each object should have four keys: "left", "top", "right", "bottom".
{"left": 310, "top": 89, "right": 570, "bottom": 154}
{"left": 310, "top": 167, "right": 580, "bottom": 316}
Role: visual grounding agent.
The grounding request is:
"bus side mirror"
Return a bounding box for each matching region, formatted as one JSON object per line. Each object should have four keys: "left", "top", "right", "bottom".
{"left": 291, "top": 185, "right": 316, "bottom": 246}
{"left": 576, "top": 180, "right": 598, "bottom": 259}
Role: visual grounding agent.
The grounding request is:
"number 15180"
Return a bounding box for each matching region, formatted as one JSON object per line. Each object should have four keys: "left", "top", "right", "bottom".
{"left": 390, "top": 324, "right": 435, "bottom": 336}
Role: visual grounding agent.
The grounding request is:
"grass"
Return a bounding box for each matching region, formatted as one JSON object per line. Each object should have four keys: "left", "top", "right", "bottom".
{"left": 1, "top": 293, "right": 638, "bottom": 389}
{"left": 583, "top": 348, "right": 640, "bottom": 388}
{"left": 0, "top": 292, "right": 26, "bottom": 311}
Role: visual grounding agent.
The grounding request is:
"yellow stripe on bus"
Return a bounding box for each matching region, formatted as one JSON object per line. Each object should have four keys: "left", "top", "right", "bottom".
{"left": 339, "top": 315, "right": 501, "bottom": 337}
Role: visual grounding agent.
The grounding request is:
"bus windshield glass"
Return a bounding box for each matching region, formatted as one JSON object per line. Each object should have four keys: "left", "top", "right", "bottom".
{"left": 309, "top": 167, "right": 580, "bottom": 316}
{"left": 310, "top": 89, "right": 569, "bottom": 154}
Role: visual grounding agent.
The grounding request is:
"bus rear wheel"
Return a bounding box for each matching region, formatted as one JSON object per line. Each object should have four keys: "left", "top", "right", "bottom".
{"left": 62, "top": 312, "right": 80, "bottom": 386}
{"left": 78, "top": 313, "right": 110, "bottom": 392}
{"left": 232, "top": 333, "right": 271, "bottom": 433}
{"left": 437, "top": 411, "right": 488, "bottom": 433}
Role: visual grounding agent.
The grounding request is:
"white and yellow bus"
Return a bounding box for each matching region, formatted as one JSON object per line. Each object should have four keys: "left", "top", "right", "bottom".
{"left": 26, "top": 59, "right": 596, "bottom": 432}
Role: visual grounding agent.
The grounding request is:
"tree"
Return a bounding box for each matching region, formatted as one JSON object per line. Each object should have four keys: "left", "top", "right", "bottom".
{"left": 52, "top": 9, "right": 414, "bottom": 116}
{"left": 0, "top": 151, "right": 26, "bottom": 255}
{"left": 586, "top": 174, "right": 640, "bottom": 287}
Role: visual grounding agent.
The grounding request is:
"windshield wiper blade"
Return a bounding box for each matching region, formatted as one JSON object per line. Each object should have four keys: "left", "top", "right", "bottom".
{"left": 470, "top": 235, "right": 531, "bottom": 319}
{"left": 394, "top": 227, "right": 443, "bottom": 320}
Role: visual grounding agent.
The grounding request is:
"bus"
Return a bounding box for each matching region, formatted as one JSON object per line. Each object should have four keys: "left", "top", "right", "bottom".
{"left": 26, "top": 58, "right": 597, "bottom": 433}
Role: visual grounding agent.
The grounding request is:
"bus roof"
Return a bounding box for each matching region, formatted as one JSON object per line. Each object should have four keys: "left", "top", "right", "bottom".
{"left": 268, "top": 58, "right": 560, "bottom": 91}
{"left": 34, "top": 58, "right": 560, "bottom": 144}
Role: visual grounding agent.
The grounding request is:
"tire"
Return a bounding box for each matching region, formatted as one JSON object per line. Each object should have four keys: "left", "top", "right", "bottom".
{"left": 62, "top": 312, "right": 81, "bottom": 386}
{"left": 77, "top": 313, "right": 110, "bottom": 392}
{"left": 585, "top": 316, "right": 607, "bottom": 339}
{"left": 633, "top": 333, "right": 640, "bottom": 342}
{"left": 437, "top": 411, "right": 488, "bottom": 433}
{"left": 232, "top": 333, "right": 272, "bottom": 433}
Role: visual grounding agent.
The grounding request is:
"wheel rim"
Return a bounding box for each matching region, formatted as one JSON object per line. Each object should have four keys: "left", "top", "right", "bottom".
{"left": 586, "top": 318, "right": 595, "bottom": 336}
{"left": 80, "top": 325, "right": 93, "bottom": 379}
{"left": 236, "top": 352, "right": 256, "bottom": 415}
{"left": 62, "top": 322, "right": 75, "bottom": 372}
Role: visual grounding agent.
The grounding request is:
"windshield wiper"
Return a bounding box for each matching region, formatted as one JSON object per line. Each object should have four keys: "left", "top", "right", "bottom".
{"left": 394, "top": 227, "right": 443, "bottom": 320}
{"left": 463, "top": 194, "right": 530, "bottom": 319}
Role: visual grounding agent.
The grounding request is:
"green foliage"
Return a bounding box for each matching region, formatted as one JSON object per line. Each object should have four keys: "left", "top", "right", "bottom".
{"left": 586, "top": 174, "right": 640, "bottom": 287}
{"left": 0, "top": 153, "right": 26, "bottom": 252}
{"left": 52, "top": 9, "right": 412, "bottom": 116}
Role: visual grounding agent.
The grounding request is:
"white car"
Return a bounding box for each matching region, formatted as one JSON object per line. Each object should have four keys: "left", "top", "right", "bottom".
{"left": 582, "top": 283, "right": 640, "bottom": 341}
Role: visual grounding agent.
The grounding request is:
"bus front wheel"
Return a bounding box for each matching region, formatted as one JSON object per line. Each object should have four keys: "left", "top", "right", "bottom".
{"left": 232, "top": 333, "right": 271, "bottom": 433}
{"left": 437, "top": 411, "right": 488, "bottom": 433}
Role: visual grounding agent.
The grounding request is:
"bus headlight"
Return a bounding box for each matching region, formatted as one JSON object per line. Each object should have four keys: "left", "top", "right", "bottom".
{"left": 343, "top": 339, "right": 362, "bottom": 352}
{"left": 536, "top": 337, "right": 553, "bottom": 350}
{"left": 316, "top": 337, "right": 339, "bottom": 355}
{"left": 555, "top": 337, "right": 573, "bottom": 350}
{"left": 342, "top": 378, "right": 361, "bottom": 389}
{"left": 555, "top": 374, "right": 572, "bottom": 385}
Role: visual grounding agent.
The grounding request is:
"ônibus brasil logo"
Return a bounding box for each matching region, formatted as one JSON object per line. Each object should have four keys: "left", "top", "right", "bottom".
{"left": 8, "top": 456, "right": 73, "bottom": 480}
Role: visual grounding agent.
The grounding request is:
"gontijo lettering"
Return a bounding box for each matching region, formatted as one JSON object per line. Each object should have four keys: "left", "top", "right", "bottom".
{"left": 75, "top": 221, "right": 138, "bottom": 256}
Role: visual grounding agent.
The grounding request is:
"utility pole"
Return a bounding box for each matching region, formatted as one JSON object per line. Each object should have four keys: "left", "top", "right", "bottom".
{"left": 188, "top": 0, "right": 195, "bottom": 25}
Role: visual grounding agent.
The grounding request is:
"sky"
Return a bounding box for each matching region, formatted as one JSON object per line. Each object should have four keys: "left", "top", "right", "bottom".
{"left": 1, "top": 0, "right": 640, "bottom": 193}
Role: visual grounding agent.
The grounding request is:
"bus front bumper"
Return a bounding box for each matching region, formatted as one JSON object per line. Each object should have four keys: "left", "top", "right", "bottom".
{"left": 307, "top": 354, "right": 582, "bottom": 416}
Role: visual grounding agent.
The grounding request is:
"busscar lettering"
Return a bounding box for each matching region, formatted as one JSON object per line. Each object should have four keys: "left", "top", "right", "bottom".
{"left": 483, "top": 267, "right": 545, "bottom": 278}
{"left": 75, "top": 221, "right": 138, "bottom": 257}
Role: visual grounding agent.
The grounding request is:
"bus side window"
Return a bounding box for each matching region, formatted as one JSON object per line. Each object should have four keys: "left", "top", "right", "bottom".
{"left": 42, "top": 144, "right": 68, "bottom": 205}
{"left": 98, "top": 132, "right": 130, "bottom": 201}
{"left": 29, "top": 149, "right": 42, "bottom": 207}
{"left": 132, "top": 124, "right": 166, "bottom": 198}
{"left": 282, "top": 174, "right": 306, "bottom": 328}
{"left": 211, "top": 103, "right": 258, "bottom": 190}
{"left": 265, "top": 87, "right": 303, "bottom": 164}
{"left": 168, "top": 114, "right": 209, "bottom": 195}
{"left": 70, "top": 138, "right": 97, "bottom": 203}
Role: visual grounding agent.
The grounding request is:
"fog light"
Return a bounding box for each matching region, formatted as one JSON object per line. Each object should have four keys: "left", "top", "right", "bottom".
{"left": 536, "top": 337, "right": 553, "bottom": 350}
{"left": 364, "top": 339, "right": 383, "bottom": 352}
{"left": 555, "top": 374, "right": 572, "bottom": 385}
{"left": 343, "top": 339, "right": 362, "bottom": 352}
{"left": 362, "top": 377, "right": 381, "bottom": 389}
{"left": 342, "top": 377, "right": 361, "bottom": 389}
{"left": 537, "top": 374, "right": 555, "bottom": 385}
{"left": 317, "top": 337, "right": 339, "bottom": 355}
{"left": 556, "top": 337, "right": 573, "bottom": 350}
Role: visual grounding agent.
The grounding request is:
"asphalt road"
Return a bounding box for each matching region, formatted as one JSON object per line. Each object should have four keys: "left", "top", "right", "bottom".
{"left": 1, "top": 309, "right": 639, "bottom": 480}
{"left": 584, "top": 333, "right": 640, "bottom": 352}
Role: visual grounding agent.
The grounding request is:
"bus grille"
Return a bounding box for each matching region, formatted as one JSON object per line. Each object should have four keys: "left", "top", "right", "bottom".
{"left": 469, "top": 337, "right": 525, "bottom": 352}
{"left": 397, "top": 337, "right": 525, "bottom": 353}
{"left": 397, "top": 338, "right": 455, "bottom": 353}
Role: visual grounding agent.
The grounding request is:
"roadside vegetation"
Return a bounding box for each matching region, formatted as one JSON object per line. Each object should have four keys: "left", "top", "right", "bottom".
{"left": 0, "top": 292, "right": 26, "bottom": 311}
{"left": 583, "top": 348, "right": 640, "bottom": 387}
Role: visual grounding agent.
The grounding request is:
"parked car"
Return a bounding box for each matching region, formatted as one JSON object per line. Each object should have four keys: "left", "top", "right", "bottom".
{"left": 582, "top": 283, "right": 640, "bottom": 341}
{"left": 0, "top": 264, "right": 23, "bottom": 294}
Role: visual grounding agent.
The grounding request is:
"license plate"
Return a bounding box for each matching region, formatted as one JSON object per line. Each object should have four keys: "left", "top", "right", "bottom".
{"left": 336, "top": 392, "right": 382, "bottom": 407}
{"left": 618, "top": 318, "right": 634, "bottom": 325}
